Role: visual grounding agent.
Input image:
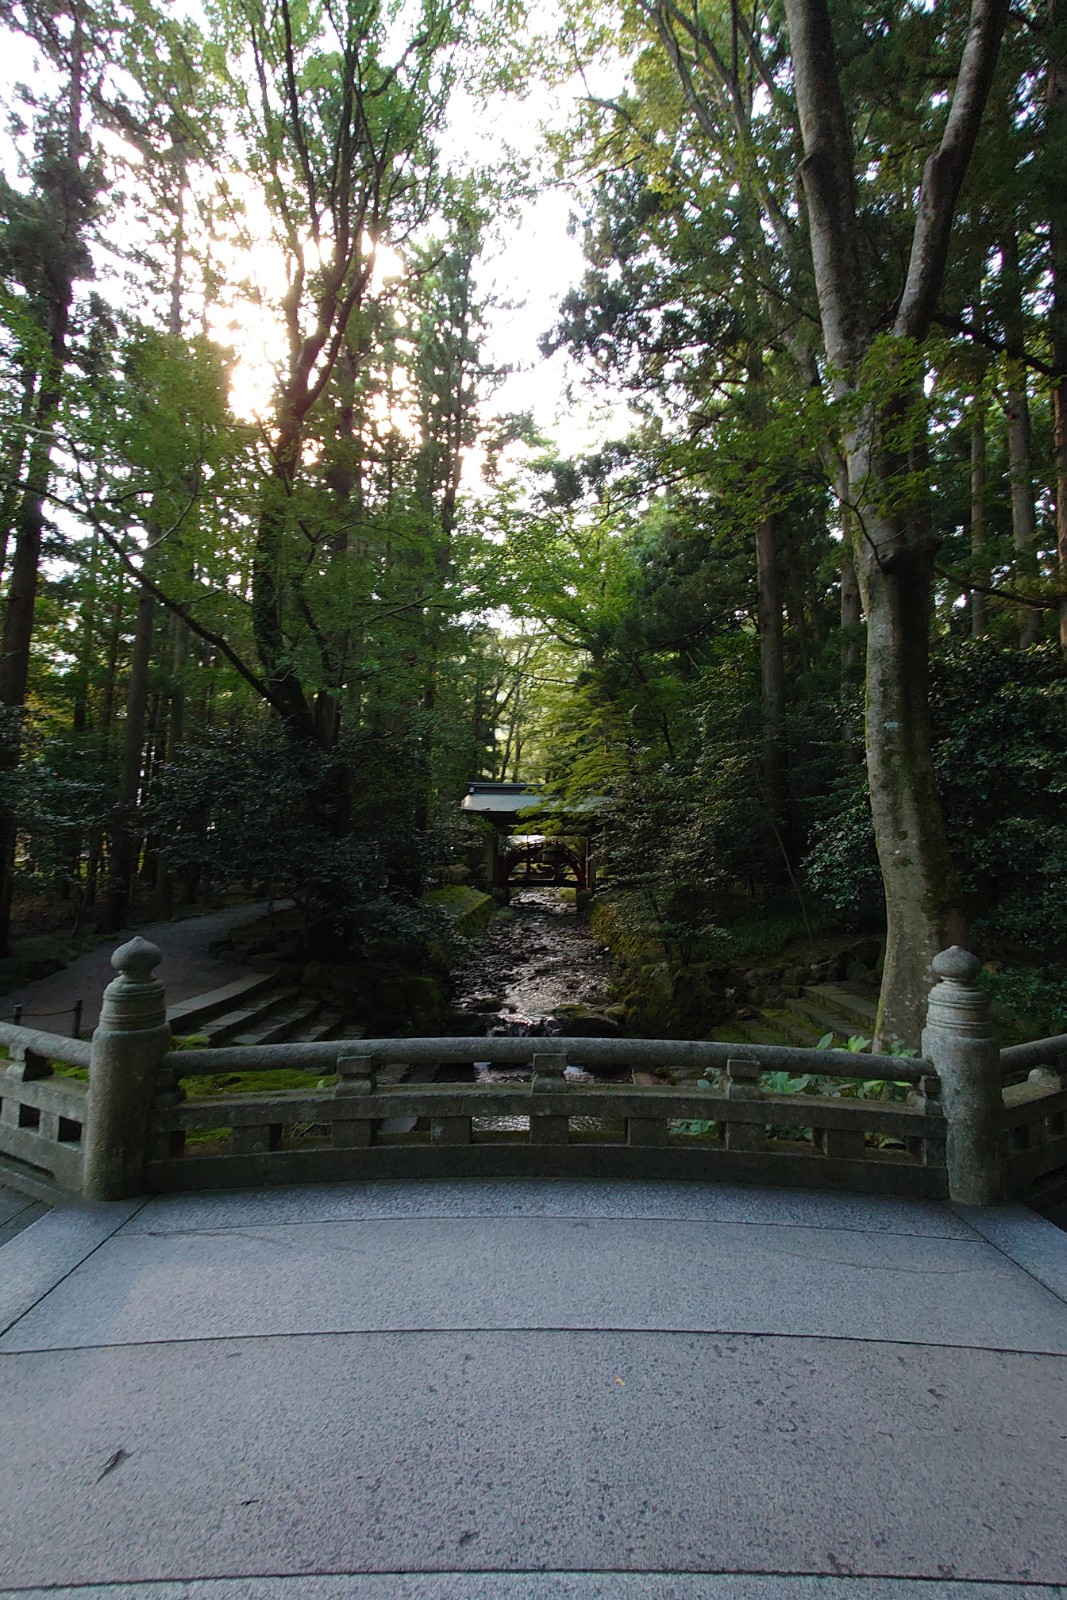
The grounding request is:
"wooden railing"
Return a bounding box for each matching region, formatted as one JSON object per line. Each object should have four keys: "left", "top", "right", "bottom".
{"left": 144, "top": 1040, "right": 947, "bottom": 1197}
{"left": 3, "top": 936, "right": 1064, "bottom": 1209}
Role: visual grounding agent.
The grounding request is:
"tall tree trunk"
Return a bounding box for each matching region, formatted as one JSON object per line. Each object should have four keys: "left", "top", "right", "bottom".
{"left": 0, "top": 381, "right": 70, "bottom": 952}
{"left": 99, "top": 584, "right": 154, "bottom": 932}
{"left": 755, "top": 514, "right": 792, "bottom": 861}
{"left": 783, "top": 0, "right": 1005, "bottom": 1043}
{"left": 101, "top": 172, "right": 188, "bottom": 933}
{"left": 0, "top": 6, "right": 87, "bottom": 954}
{"left": 1001, "top": 231, "right": 1042, "bottom": 644}
{"left": 971, "top": 402, "right": 989, "bottom": 638}
{"left": 1004, "top": 366, "right": 1043, "bottom": 645}
{"left": 1048, "top": 0, "right": 1067, "bottom": 655}
{"left": 0, "top": 364, "right": 39, "bottom": 584}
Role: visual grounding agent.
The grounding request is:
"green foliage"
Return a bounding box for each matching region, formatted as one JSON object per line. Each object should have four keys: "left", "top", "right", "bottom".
{"left": 803, "top": 642, "right": 1067, "bottom": 952}
{"left": 181, "top": 1069, "right": 339, "bottom": 1098}
{"left": 931, "top": 642, "right": 1067, "bottom": 951}
{"left": 980, "top": 967, "right": 1067, "bottom": 1041}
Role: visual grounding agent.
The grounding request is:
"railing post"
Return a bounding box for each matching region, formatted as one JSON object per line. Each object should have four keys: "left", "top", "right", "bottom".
{"left": 531, "top": 1049, "right": 568, "bottom": 1144}
{"left": 921, "top": 947, "right": 1005, "bottom": 1205}
{"left": 333, "top": 1051, "right": 378, "bottom": 1148}
{"left": 724, "top": 1056, "right": 766, "bottom": 1152}
{"left": 82, "top": 937, "right": 171, "bottom": 1201}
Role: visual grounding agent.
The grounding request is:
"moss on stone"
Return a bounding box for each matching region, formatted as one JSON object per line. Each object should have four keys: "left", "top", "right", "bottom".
{"left": 424, "top": 885, "right": 495, "bottom": 938}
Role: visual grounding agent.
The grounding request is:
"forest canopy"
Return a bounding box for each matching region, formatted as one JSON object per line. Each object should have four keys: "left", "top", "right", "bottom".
{"left": 0, "top": 0, "right": 1064, "bottom": 1045}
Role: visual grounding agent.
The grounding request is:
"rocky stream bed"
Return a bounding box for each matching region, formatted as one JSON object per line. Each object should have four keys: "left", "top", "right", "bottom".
{"left": 449, "top": 889, "right": 622, "bottom": 1039}
{"left": 444, "top": 889, "right": 631, "bottom": 1120}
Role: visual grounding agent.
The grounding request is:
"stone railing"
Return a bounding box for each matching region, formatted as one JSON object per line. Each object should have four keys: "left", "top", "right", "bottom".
{"left": 999, "top": 1027, "right": 1067, "bottom": 1206}
{"left": 0, "top": 1022, "right": 91, "bottom": 1192}
{"left": 3, "top": 938, "right": 1063, "bottom": 1209}
{"left": 144, "top": 1038, "right": 947, "bottom": 1197}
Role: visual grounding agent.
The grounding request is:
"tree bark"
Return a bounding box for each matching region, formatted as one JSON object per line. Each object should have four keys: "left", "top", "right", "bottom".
{"left": 99, "top": 583, "right": 154, "bottom": 932}
{"left": 783, "top": 0, "right": 1007, "bottom": 1044}
{"left": 0, "top": 4, "right": 88, "bottom": 953}
{"left": 1002, "top": 230, "right": 1042, "bottom": 645}
{"left": 1048, "top": 0, "right": 1067, "bottom": 654}
{"left": 755, "top": 513, "right": 792, "bottom": 860}
{"left": 970, "top": 405, "right": 989, "bottom": 638}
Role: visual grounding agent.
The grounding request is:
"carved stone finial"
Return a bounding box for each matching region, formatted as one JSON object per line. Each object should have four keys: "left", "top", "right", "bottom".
{"left": 931, "top": 946, "right": 981, "bottom": 985}
{"left": 111, "top": 937, "right": 163, "bottom": 980}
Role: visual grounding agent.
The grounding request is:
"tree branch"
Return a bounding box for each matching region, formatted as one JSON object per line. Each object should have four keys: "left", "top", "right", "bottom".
{"left": 895, "top": 0, "right": 1011, "bottom": 341}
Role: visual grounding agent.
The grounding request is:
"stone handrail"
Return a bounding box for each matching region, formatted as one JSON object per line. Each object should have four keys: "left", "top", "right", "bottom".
{"left": 0, "top": 1023, "right": 91, "bottom": 1192}
{"left": 165, "top": 1034, "right": 929, "bottom": 1082}
{"left": 998, "top": 1034, "right": 1067, "bottom": 1201}
{"left": 0, "top": 1021, "right": 92, "bottom": 1068}
{"left": 7, "top": 937, "right": 1063, "bottom": 1210}
{"left": 143, "top": 1059, "right": 948, "bottom": 1198}
{"left": 1000, "top": 1034, "right": 1067, "bottom": 1077}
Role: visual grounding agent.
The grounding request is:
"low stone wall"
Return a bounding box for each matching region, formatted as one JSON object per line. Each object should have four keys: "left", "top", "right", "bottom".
{"left": 423, "top": 885, "right": 496, "bottom": 939}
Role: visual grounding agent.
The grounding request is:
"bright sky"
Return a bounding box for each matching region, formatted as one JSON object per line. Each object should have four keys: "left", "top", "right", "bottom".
{"left": 0, "top": 7, "right": 634, "bottom": 464}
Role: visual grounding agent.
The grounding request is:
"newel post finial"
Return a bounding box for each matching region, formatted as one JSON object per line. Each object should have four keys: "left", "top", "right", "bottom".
{"left": 82, "top": 937, "right": 171, "bottom": 1201}
{"left": 922, "top": 946, "right": 1005, "bottom": 1206}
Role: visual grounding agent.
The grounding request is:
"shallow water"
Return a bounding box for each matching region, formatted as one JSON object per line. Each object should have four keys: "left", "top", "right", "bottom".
{"left": 449, "top": 887, "right": 619, "bottom": 1042}
{"left": 446, "top": 888, "right": 626, "bottom": 1125}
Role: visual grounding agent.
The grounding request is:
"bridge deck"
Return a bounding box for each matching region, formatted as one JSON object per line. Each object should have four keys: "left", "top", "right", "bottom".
{"left": 1, "top": 1179, "right": 1066, "bottom": 1597}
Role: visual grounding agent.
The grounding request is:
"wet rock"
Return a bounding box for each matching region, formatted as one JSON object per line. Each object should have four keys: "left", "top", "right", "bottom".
{"left": 551, "top": 1003, "right": 622, "bottom": 1037}
{"left": 449, "top": 888, "right": 619, "bottom": 1031}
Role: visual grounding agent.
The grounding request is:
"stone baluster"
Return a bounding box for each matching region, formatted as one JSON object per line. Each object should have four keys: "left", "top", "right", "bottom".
{"left": 83, "top": 938, "right": 171, "bottom": 1201}
{"left": 333, "top": 1052, "right": 378, "bottom": 1147}
{"left": 724, "top": 1056, "right": 766, "bottom": 1151}
{"left": 921, "top": 947, "right": 1005, "bottom": 1205}
{"left": 530, "top": 1049, "right": 568, "bottom": 1145}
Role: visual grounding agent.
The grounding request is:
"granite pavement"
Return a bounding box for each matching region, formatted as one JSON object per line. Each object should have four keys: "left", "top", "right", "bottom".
{"left": 1, "top": 1178, "right": 1066, "bottom": 1598}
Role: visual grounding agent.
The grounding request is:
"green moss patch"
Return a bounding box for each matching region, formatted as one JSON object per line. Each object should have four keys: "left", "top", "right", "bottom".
{"left": 424, "top": 886, "right": 495, "bottom": 938}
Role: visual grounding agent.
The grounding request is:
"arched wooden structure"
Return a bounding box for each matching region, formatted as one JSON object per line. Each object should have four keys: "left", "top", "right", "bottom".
{"left": 459, "top": 783, "right": 600, "bottom": 906}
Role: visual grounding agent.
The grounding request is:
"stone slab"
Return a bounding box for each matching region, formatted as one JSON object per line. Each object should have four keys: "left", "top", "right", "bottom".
{"left": 0, "top": 1199, "right": 144, "bottom": 1335}
{"left": 4, "top": 1213, "right": 1065, "bottom": 1353}
{"left": 0, "top": 1184, "right": 33, "bottom": 1228}
{"left": 124, "top": 1179, "right": 978, "bottom": 1240}
{"left": 2, "top": 1582, "right": 1066, "bottom": 1600}
{"left": 953, "top": 1204, "right": 1067, "bottom": 1305}
{"left": 1, "top": 1330, "right": 1065, "bottom": 1587}
{"left": 0, "top": 1198, "right": 48, "bottom": 1248}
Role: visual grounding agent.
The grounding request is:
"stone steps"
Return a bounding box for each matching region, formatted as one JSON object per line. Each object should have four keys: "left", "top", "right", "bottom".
{"left": 198, "top": 988, "right": 302, "bottom": 1045}
{"left": 175, "top": 983, "right": 358, "bottom": 1048}
{"left": 778, "top": 991, "right": 876, "bottom": 1045}
{"left": 807, "top": 983, "right": 880, "bottom": 1028}
{"left": 229, "top": 997, "right": 331, "bottom": 1048}
{"left": 167, "top": 972, "right": 278, "bottom": 1034}
{"left": 294, "top": 1005, "right": 348, "bottom": 1043}
{"left": 710, "top": 981, "right": 881, "bottom": 1057}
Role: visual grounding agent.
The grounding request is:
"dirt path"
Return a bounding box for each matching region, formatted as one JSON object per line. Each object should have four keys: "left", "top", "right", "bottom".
{"left": 1, "top": 902, "right": 280, "bottom": 1036}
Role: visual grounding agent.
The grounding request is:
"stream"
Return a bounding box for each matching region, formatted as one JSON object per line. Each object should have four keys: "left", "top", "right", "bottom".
{"left": 445, "top": 889, "right": 629, "bottom": 1110}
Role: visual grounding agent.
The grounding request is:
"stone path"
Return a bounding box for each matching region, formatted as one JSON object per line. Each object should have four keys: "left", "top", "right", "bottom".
{"left": 1, "top": 900, "right": 281, "bottom": 1039}
{"left": 1, "top": 1178, "right": 1066, "bottom": 1596}
{"left": 0, "top": 902, "right": 280, "bottom": 1242}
